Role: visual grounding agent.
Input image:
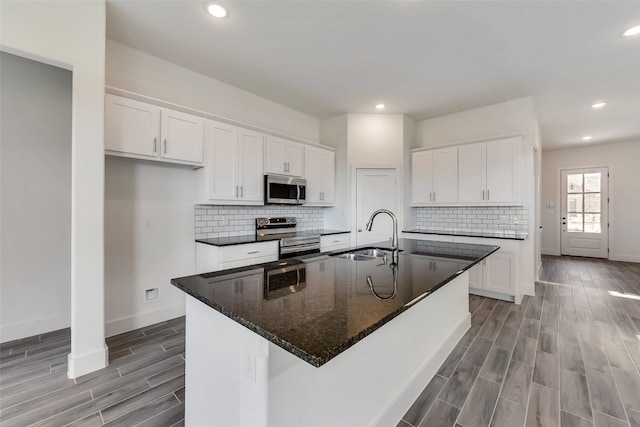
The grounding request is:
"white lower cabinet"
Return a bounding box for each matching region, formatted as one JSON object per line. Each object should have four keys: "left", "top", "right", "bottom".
{"left": 196, "top": 241, "right": 279, "bottom": 273}
{"left": 466, "top": 250, "right": 516, "bottom": 298}
{"left": 320, "top": 233, "right": 351, "bottom": 252}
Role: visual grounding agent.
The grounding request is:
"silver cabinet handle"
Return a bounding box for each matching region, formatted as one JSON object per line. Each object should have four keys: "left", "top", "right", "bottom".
{"left": 482, "top": 190, "right": 485, "bottom": 200}
{"left": 358, "top": 228, "right": 363, "bottom": 232}
{"left": 240, "top": 186, "right": 243, "bottom": 197}
{"left": 333, "top": 240, "right": 340, "bottom": 243}
{"left": 283, "top": 162, "right": 287, "bottom": 173}
{"left": 234, "top": 186, "right": 238, "bottom": 197}
{"left": 153, "top": 137, "right": 157, "bottom": 153}
{"left": 247, "top": 251, "right": 259, "bottom": 255}
{"left": 487, "top": 189, "right": 490, "bottom": 200}
{"left": 163, "top": 138, "right": 167, "bottom": 154}
{"left": 433, "top": 192, "right": 436, "bottom": 201}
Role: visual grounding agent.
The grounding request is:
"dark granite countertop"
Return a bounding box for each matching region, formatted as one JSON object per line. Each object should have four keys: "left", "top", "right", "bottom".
{"left": 172, "top": 238, "right": 498, "bottom": 367}
{"left": 403, "top": 228, "right": 528, "bottom": 241}
{"left": 196, "top": 229, "right": 350, "bottom": 247}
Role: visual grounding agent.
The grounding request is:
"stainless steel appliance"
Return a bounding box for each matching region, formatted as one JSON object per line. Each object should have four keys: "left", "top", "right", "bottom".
{"left": 265, "top": 175, "right": 306, "bottom": 205}
{"left": 256, "top": 217, "right": 320, "bottom": 259}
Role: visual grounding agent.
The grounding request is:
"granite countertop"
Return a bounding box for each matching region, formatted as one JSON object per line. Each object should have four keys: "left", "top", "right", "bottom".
{"left": 196, "top": 229, "right": 350, "bottom": 247}
{"left": 403, "top": 228, "right": 528, "bottom": 241}
{"left": 172, "top": 238, "right": 498, "bottom": 367}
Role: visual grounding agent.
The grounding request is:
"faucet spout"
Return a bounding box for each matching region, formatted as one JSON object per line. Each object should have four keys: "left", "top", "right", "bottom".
{"left": 365, "top": 209, "right": 399, "bottom": 250}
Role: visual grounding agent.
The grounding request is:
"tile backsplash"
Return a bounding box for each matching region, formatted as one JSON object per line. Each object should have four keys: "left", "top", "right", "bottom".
{"left": 415, "top": 206, "right": 529, "bottom": 232}
{"left": 195, "top": 205, "right": 324, "bottom": 239}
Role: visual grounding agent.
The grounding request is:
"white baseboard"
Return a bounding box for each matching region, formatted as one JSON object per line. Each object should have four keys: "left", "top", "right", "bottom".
{"left": 105, "top": 303, "right": 185, "bottom": 337}
{"left": 609, "top": 253, "right": 640, "bottom": 263}
{"left": 67, "top": 345, "right": 108, "bottom": 379}
{"left": 372, "top": 312, "right": 471, "bottom": 427}
{"left": 469, "top": 287, "right": 515, "bottom": 302}
{"left": 0, "top": 312, "right": 70, "bottom": 343}
{"left": 542, "top": 249, "right": 561, "bottom": 256}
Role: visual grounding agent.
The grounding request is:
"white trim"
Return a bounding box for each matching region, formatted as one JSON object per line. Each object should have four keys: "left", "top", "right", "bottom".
{"left": 469, "top": 287, "right": 516, "bottom": 302}
{"left": 105, "top": 303, "right": 185, "bottom": 338}
{"left": 0, "top": 313, "right": 70, "bottom": 343}
{"left": 105, "top": 86, "right": 331, "bottom": 151}
{"left": 609, "top": 254, "right": 640, "bottom": 263}
{"left": 67, "top": 345, "right": 108, "bottom": 379}
{"left": 411, "top": 132, "right": 526, "bottom": 152}
{"left": 371, "top": 312, "right": 471, "bottom": 427}
{"left": 542, "top": 249, "right": 561, "bottom": 256}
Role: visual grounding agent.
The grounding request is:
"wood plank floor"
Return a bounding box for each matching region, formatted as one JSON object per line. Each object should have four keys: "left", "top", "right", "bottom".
{"left": 2, "top": 255, "right": 639, "bottom": 426}
{"left": 0, "top": 317, "right": 185, "bottom": 426}
{"left": 399, "top": 255, "right": 640, "bottom": 427}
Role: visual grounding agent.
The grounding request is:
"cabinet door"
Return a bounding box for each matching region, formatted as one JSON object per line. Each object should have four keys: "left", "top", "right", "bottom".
{"left": 411, "top": 151, "right": 434, "bottom": 204}
{"left": 458, "top": 142, "right": 486, "bottom": 203}
{"left": 467, "top": 263, "right": 483, "bottom": 289}
{"left": 432, "top": 147, "right": 458, "bottom": 203}
{"left": 105, "top": 94, "right": 160, "bottom": 158}
{"left": 483, "top": 250, "right": 516, "bottom": 295}
{"left": 238, "top": 129, "right": 264, "bottom": 202}
{"left": 285, "top": 141, "right": 304, "bottom": 177}
{"left": 160, "top": 108, "right": 204, "bottom": 164}
{"left": 320, "top": 150, "right": 335, "bottom": 203}
{"left": 208, "top": 122, "right": 239, "bottom": 201}
{"left": 264, "top": 136, "right": 286, "bottom": 174}
{"left": 486, "top": 138, "right": 519, "bottom": 203}
{"left": 304, "top": 147, "right": 323, "bottom": 203}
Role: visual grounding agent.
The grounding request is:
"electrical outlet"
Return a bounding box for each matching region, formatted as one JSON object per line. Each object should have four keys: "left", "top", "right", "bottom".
{"left": 144, "top": 288, "right": 159, "bottom": 302}
{"left": 242, "top": 348, "right": 256, "bottom": 382}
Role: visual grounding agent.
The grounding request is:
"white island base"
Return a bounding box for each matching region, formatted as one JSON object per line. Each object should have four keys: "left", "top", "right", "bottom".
{"left": 184, "top": 272, "right": 470, "bottom": 427}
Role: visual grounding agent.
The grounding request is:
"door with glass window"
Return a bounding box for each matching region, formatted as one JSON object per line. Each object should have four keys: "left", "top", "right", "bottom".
{"left": 561, "top": 167, "right": 608, "bottom": 258}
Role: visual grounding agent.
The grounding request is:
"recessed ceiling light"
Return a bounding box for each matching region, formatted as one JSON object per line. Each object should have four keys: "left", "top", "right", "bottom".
{"left": 623, "top": 24, "right": 640, "bottom": 37}
{"left": 591, "top": 102, "right": 607, "bottom": 109}
{"left": 582, "top": 136, "right": 593, "bottom": 141}
{"left": 375, "top": 104, "right": 385, "bottom": 110}
{"left": 207, "top": 3, "right": 227, "bottom": 18}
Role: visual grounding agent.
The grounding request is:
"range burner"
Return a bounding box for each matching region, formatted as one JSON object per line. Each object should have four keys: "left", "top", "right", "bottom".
{"left": 256, "top": 217, "right": 321, "bottom": 259}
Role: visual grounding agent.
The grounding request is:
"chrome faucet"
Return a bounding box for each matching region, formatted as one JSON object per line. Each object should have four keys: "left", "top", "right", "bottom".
{"left": 365, "top": 209, "right": 399, "bottom": 250}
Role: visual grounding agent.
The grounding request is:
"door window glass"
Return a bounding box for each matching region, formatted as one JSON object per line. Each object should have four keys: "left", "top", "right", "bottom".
{"left": 566, "top": 172, "right": 602, "bottom": 234}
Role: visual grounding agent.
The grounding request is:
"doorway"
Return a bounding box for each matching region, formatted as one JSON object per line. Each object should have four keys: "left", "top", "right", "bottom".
{"left": 560, "top": 167, "right": 609, "bottom": 258}
{"left": 354, "top": 168, "right": 399, "bottom": 246}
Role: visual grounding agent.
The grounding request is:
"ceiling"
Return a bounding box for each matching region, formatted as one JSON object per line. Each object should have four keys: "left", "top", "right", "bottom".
{"left": 106, "top": 0, "right": 640, "bottom": 150}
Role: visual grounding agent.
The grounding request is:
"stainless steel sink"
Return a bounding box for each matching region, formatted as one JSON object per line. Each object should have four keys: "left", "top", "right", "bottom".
{"left": 330, "top": 247, "right": 399, "bottom": 261}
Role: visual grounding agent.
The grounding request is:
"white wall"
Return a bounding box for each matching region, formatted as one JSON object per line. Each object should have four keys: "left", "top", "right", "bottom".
{"left": 413, "top": 97, "right": 539, "bottom": 297}
{"left": 347, "top": 114, "right": 404, "bottom": 165}
{"left": 104, "top": 40, "right": 323, "bottom": 334}
{"left": 1, "top": 0, "right": 107, "bottom": 377}
{"left": 0, "top": 52, "right": 72, "bottom": 342}
{"left": 541, "top": 140, "right": 640, "bottom": 262}
{"left": 106, "top": 40, "right": 321, "bottom": 143}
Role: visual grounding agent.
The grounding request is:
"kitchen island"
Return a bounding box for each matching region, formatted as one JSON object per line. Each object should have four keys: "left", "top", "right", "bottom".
{"left": 172, "top": 238, "right": 498, "bottom": 427}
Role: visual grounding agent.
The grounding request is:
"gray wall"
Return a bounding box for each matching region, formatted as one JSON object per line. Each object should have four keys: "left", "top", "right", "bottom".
{"left": 1, "top": 52, "right": 72, "bottom": 341}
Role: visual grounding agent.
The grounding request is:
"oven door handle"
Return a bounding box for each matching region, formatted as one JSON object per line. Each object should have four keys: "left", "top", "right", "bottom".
{"left": 280, "top": 243, "right": 320, "bottom": 254}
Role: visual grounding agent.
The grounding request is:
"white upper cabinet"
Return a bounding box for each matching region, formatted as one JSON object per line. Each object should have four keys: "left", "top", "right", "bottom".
{"left": 458, "top": 136, "right": 520, "bottom": 204}
{"left": 105, "top": 94, "right": 204, "bottom": 166}
{"left": 304, "top": 146, "right": 335, "bottom": 205}
{"left": 265, "top": 136, "right": 303, "bottom": 177}
{"left": 160, "top": 108, "right": 205, "bottom": 164}
{"left": 411, "top": 146, "right": 458, "bottom": 205}
{"left": 205, "top": 120, "right": 264, "bottom": 205}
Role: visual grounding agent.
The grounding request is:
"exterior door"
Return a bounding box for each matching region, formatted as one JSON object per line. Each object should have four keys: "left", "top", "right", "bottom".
{"left": 355, "top": 168, "right": 398, "bottom": 246}
{"left": 561, "top": 167, "right": 608, "bottom": 258}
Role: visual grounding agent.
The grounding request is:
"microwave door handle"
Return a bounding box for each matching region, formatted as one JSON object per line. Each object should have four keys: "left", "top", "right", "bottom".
{"left": 296, "top": 184, "right": 300, "bottom": 203}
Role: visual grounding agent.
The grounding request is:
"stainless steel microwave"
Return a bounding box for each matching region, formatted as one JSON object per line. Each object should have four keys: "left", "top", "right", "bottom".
{"left": 265, "top": 175, "right": 306, "bottom": 205}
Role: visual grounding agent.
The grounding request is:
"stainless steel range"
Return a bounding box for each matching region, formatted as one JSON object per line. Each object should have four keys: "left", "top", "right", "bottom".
{"left": 256, "top": 217, "right": 320, "bottom": 259}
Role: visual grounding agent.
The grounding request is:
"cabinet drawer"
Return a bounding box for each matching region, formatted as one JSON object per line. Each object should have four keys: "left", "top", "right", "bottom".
{"left": 321, "top": 234, "right": 350, "bottom": 252}
{"left": 221, "top": 241, "right": 278, "bottom": 263}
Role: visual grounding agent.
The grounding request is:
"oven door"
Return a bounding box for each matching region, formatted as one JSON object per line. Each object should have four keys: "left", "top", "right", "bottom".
{"left": 265, "top": 176, "right": 305, "bottom": 204}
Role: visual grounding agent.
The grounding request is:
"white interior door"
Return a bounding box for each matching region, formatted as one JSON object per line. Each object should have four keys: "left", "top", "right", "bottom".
{"left": 561, "top": 167, "right": 608, "bottom": 258}
{"left": 355, "top": 168, "right": 398, "bottom": 246}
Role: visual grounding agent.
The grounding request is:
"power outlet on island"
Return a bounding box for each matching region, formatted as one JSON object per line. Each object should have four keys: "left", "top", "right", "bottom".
{"left": 242, "top": 348, "right": 256, "bottom": 382}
